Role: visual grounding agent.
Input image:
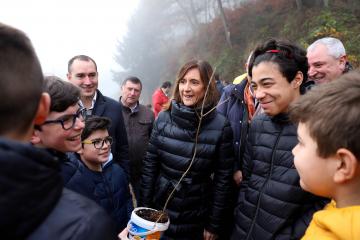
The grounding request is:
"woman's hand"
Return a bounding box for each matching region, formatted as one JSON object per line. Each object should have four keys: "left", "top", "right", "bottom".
{"left": 203, "top": 229, "right": 218, "bottom": 240}
{"left": 233, "top": 170, "right": 243, "bottom": 186}
{"left": 118, "top": 228, "right": 129, "bottom": 240}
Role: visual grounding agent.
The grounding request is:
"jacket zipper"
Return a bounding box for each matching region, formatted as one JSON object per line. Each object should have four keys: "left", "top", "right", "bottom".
{"left": 101, "top": 170, "right": 116, "bottom": 212}
{"left": 245, "top": 127, "right": 283, "bottom": 240}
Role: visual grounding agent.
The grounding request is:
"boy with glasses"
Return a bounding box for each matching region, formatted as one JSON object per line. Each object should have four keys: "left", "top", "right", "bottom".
{"left": 66, "top": 116, "right": 133, "bottom": 232}
{"left": 32, "top": 76, "right": 86, "bottom": 183}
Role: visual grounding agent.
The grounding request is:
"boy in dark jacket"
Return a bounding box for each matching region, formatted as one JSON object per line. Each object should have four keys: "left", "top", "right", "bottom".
{"left": 66, "top": 116, "right": 133, "bottom": 231}
{"left": 0, "top": 23, "right": 116, "bottom": 240}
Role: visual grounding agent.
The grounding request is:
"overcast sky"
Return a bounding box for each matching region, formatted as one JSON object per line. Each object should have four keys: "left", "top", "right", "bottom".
{"left": 1, "top": 0, "right": 139, "bottom": 99}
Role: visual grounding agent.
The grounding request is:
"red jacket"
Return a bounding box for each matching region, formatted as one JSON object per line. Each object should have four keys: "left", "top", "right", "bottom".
{"left": 152, "top": 88, "right": 169, "bottom": 117}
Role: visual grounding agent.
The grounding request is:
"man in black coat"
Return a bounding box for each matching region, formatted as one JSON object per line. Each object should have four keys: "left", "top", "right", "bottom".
{"left": 0, "top": 22, "right": 117, "bottom": 240}
{"left": 67, "top": 55, "right": 130, "bottom": 176}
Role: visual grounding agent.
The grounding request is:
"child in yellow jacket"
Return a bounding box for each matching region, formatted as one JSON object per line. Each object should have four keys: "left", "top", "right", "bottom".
{"left": 290, "top": 71, "right": 360, "bottom": 240}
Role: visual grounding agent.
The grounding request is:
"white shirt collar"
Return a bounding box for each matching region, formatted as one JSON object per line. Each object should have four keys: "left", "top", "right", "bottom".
{"left": 79, "top": 91, "right": 97, "bottom": 110}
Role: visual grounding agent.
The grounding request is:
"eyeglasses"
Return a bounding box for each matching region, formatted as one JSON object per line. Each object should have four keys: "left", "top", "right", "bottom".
{"left": 43, "top": 108, "right": 86, "bottom": 130}
{"left": 82, "top": 136, "right": 113, "bottom": 149}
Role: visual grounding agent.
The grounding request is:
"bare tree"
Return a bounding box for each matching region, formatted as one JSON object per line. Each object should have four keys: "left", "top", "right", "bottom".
{"left": 175, "top": 0, "right": 200, "bottom": 33}
{"left": 216, "top": 0, "right": 232, "bottom": 48}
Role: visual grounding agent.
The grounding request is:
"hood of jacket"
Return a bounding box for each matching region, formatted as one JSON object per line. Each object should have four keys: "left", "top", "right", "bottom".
{"left": 0, "top": 138, "right": 63, "bottom": 239}
{"left": 302, "top": 200, "right": 360, "bottom": 239}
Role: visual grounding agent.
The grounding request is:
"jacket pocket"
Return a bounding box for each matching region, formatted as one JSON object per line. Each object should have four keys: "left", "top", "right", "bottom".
{"left": 137, "top": 120, "right": 153, "bottom": 137}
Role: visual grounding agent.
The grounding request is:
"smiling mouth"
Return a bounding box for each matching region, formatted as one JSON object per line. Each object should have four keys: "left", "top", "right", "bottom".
{"left": 260, "top": 101, "right": 272, "bottom": 108}
{"left": 99, "top": 151, "right": 110, "bottom": 157}
{"left": 183, "top": 95, "right": 194, "bottom": 99}
{"left": 67, "top": 134, "right": 81, "bottom": 141}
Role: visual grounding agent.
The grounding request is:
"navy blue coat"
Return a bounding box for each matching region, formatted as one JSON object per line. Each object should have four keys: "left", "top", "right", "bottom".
{"left": 0, "top": 139, "right": 117, "bottom": 240}
{"left": 231, "top": 114, "right": 327, "bottom": 240}
{"left": 217, "top": 80, "right": 250, "bottom": 171}
{"left": 65, "top": 153, "right": 133, "bottom": 231}
{"left": 93, "top": 90, "right": 130, "bottom": 177}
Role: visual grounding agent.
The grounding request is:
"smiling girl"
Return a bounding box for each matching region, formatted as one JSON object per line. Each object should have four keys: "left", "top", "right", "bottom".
{"left": 231, "top": 39, "right": 327, "bottom": 240}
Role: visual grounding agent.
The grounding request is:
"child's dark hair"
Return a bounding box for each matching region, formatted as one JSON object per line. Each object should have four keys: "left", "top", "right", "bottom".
{"left": 248, "top": 38, "right": 308, "bottom": 93}
{"left": 0, "top": 23, "right": 43, "bottom": 135}
{"left": 81, "top": 116, "right": 112, "bottom": 141}
{"left": 44, "top": 76, "right": 80, "bottom": 112}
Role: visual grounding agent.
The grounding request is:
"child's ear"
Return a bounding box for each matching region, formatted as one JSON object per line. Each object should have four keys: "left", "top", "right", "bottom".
{"left": 34, "top": 93, "right": 51, "bottom": 125}
{"left": 30, "top": 128, "right": 41, "bottom": 145}
{"left": 291, "top": 71, "right": 303, "bottom": 89}
{"left": 333, "top": 148, "right": 358, "bottom": 183}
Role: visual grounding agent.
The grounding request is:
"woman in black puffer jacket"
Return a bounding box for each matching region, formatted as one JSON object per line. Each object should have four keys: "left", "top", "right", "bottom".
{"left": 140, "top": 60, "right": 234, "bottom": 240}
{"left": 231, "top": 39, "right": 327, "bottom": 240}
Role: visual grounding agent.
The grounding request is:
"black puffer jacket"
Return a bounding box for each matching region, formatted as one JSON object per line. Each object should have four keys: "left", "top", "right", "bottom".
{"left": 231, "top": 114, "right": 327, "bottom": 240}
{"left": 65, "top": 153, "right": 133, "bottom": 231}
{"left": 140, "top": 100, "right": 234, "bottom": 239}
{"left": 0, "top": 138, "right": 117, "bottom": 240}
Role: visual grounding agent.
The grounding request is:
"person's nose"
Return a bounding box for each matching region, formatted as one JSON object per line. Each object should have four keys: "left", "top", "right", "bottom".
{"left": 255, "top": 88, "right": 266, "bottom": 100}
{"left": 74, "top": 117, "right": 85, "bottom": 130}
{"left": 184, "top": 82, "right": 191, "bottom": 91}
{"left": 83, "top": 75, "right": 92, "bottom": 85}
{"left": 102, "top": 140, "right": 110, "bottom": 149}
{"left": 308, "top": 66, "right": 316, "bottom": 78}
{"left": 292, "top": 144, "right": 298, "bottom": 156}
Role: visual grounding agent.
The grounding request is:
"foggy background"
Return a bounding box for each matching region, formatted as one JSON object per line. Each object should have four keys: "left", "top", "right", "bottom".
{"left": 1, "top": 0, "right": 359, "bottom": 105}
{"left": 1, "top": 0, "right": 139, "bottom": 100}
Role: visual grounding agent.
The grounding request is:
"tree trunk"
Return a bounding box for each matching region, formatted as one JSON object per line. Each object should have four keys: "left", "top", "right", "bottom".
{"left": 216, "top": 0, "right": 232, "bottom": 48}
{"left": 296, "top": 0, "right": 303, "bottom": 11}
{"left": 323, "top": 0, "right": 329, "bottom": 7}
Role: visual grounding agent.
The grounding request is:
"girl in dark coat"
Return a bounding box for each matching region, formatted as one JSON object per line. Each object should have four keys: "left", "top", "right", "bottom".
{"left": 231, "top": 39, "right": 327, "bottom": 240}
{"left": 140, "top": 60, "right": 234, "bottom": 240}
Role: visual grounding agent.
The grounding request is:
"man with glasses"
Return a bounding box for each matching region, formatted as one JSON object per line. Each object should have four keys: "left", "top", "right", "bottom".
{"left": 67, "top": 55, "right": 130, "bottom": 177}
{"left": 66, "top": 116, "right": 133, "bottom": 232}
